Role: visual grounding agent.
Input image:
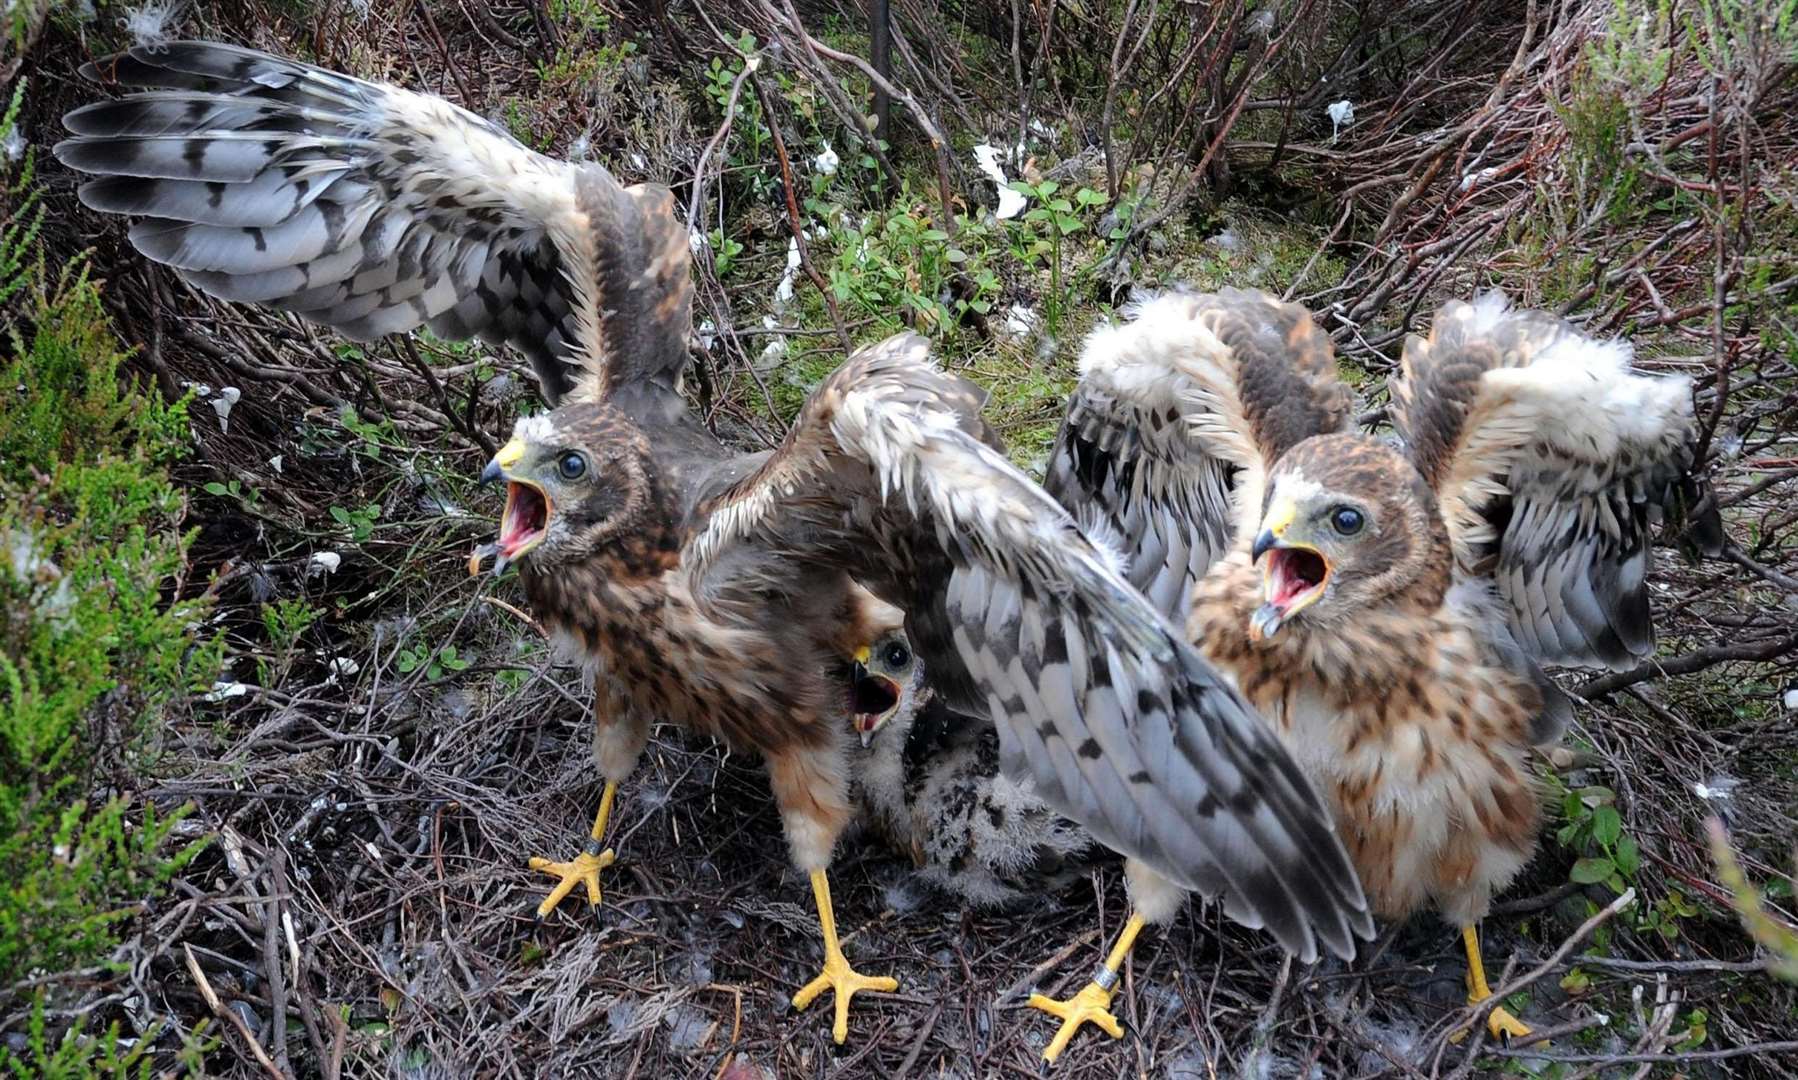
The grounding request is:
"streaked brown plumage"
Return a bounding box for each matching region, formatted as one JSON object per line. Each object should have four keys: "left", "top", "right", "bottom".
{"left": 58, "top": 44, "right": 1375, "bottom": 1045}
{"left": 1039, "top": 287, "right": 1720, "bottom": 1054}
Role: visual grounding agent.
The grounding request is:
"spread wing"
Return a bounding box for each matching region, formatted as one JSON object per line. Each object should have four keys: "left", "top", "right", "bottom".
{"left": 1391, "top": 292, "right": 1720, "bottom": 677}
{"left": 55, "top": 40, "right": 690, "bottom": 405}
{"left": 1045, "top": 288, "right": 1353, "bottom": 618}
{"left": 690, "top": 334, "right": 1372, "bottom": 962}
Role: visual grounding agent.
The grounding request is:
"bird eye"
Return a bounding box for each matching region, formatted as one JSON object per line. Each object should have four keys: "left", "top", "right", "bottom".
{"left": 1331, "top": 506, "right": 1364, "bottom": 536}
{"left": 557, "top": 452, "right": 587, "bottom": 481}
{"left": 883, "top": 641, "right": 911, "bottom": 669}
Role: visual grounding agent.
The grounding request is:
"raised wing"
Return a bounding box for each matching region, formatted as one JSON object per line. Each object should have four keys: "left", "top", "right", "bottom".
{"left": 1391, "top": 292, "right": 1720, "bottom": 673}
{"left": 690, "top": 334, "right": 1372, "bottom": 962}
{"left": 1046, "top": 289, "right": 1352, "bottom": 617}
{"left": 55, "top": 41, "right": 690, "bottom": 405}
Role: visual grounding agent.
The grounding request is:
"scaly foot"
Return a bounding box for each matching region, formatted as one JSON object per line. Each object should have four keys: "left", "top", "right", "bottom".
{"left": 1483, "top": 1001, "right": 1537, "bottom": 1044}
{"left": 1028, "top": 977, "right": 1124, "bottom": 1063}
{"left": 527, "top": 840, "right": 615, "bottom": 918}
{"left": 791, "top": 948, "right": 900, "bottom": 1044}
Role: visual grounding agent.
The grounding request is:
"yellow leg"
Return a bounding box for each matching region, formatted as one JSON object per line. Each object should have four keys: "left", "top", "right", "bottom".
{"left": 1027, "top": 911, "right": 1148, "bottom": 1062}
{"left": 790, "top": 870, "right": 899, "bottom": 1044}
{"left": 528, "top": 781, "right": 618, "bottom": 918}
{"left": 1460, "top": 924, "right": 1540, "bottom": 1045}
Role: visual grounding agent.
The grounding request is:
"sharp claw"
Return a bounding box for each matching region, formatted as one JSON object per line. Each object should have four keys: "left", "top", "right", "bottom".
{"left": 528, "top": 848, "right": 615, "bottom": 918}
{"left": 1028, "top": 981, "right": 1123, "bottom": 1062}
{"left": 791, "top": 955, "right": 899, "bottom": 1044}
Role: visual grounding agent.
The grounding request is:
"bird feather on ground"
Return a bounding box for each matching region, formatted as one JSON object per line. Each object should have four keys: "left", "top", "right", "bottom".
{"left": 1034, "top": 286, "right": 1721, "bottom": 1059}
{"left": 57, "top": 43, "right": 1374, "bottom": 1046}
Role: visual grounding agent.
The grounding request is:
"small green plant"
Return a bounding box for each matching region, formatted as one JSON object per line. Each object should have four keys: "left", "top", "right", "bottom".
{"left": 259, "top": 598, "right": 323, "bottom": 684}
{"left": 1009, "top": 181, "right": 1107, "bottom": 334}
{"left": 330, "top": 502, "right": 382, "bottom": 543}
{"left": 1556, "top": 782, "right": 1640, "bottom": 893}
{"left": 202, "top": 477, "right": 261, "bottom": 508}
{"left": 396, "top": 643, "right": 471, "bottom": 682}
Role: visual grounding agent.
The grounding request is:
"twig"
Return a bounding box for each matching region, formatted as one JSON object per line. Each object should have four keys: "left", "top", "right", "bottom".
{"left": 183, "top": 943, "right": 288, "bottom": 1080}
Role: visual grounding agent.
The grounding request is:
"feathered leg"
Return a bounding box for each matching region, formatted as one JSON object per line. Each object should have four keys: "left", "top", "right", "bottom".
{"left": 529, "top": 709, "right": 645, "bottom": 917}
{"left": 772, "top": 747, "right": 898, "bottom": 1043}
{"left": 1461, "top": 924, "right": 1538, "bottom": 1043}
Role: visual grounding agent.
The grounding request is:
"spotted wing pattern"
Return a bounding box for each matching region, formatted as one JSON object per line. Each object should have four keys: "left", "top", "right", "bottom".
{"left": 690, "top": 334, "right": 1373, "bottom": 962}
{"left": 1391, "top": 292, "right": 1720, "bottom": 674}
{"left": 56, "top": 40, "right": 690, "bottom": 403}
{"left": 1046, "top": 289, "right": 1353, "bottom": 617}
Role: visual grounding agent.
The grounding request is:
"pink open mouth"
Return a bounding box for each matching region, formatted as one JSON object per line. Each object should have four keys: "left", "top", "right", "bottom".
{"left": 498, "top": 481, "right": 550, "bottom": 560}
{"left": 851, "top": 672, "right": 902, "bottom": 739}
{"left": 1265, "top": 547, "right": 1329, "bottom": 611}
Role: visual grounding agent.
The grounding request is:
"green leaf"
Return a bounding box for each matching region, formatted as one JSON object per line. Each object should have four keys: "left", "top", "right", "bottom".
{"left": 203, "top": 481, "right": 229, "bottom": 497}
{"left": 1592, "top": 805, "right": 1622, "bottom": 846}
{"left": 1570, "top": 857, "right": 1616, "bottom": 884}
{"left": 1614, "top": 834, "right": 1641, "bottom": 877}
{"left": 329, "top": 506, "right": 352, "bottom": 525}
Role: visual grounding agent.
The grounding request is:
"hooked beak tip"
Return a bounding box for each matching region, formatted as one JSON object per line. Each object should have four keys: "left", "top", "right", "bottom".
{"left": 1251, "top": 529, "right": 1279, "bottom": 562}
{"left": 479, "top": 459, "right": 505, "bottom": 485}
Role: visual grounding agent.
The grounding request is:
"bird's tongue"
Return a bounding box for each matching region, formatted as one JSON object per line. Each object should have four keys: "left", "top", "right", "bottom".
{"left": 499, "top": 482, "right": 548, "bottom": 557}
{"left": 1267, "top": 547, "right": 1327, "bottom": 609}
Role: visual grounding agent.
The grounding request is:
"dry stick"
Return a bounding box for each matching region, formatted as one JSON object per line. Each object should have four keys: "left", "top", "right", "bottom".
{"left": 1098, "top": 0, "right": 1153, "bottom": 197}
{"left": 183, "top": 943, "right": 288, "bottom": 1080}
{"left": 776, "top": 0, "right": 960, "bottom": 236}
{"left": 752, "top": 72, "right": 853, "bottom": 354}
{"left": 1575, "top": 631, "right": 1798, "bottom": 699}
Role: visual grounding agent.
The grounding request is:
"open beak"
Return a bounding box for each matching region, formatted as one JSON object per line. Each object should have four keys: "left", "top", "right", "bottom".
{"left": 1249, "top": 501, "right": 1330, "bottom": 640}
{"left": 468, "top": 438, "right": 551, "bottom": 577}
{"left": 850, "top": 650, "right": 903, "bottom": 748}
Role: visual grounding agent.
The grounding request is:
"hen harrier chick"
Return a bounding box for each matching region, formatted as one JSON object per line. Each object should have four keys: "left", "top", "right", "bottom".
{"left": 59, "top": 45, "right": 1373, "bottom": 1042}
{"left": 1036, "top": 288, "right": 1718, "bottom": 1057}
{"left": 850, "top": 630, "right": 1108, "bottom": 909}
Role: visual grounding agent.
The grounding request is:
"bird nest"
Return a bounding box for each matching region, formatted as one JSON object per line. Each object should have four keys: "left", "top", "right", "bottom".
{"left": 13, "top": 0, "right": 1798, "bottom": 1075}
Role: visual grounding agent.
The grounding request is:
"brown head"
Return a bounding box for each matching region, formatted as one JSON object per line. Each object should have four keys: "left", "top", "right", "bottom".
{"left": 1247, "top": 434, "right": 1452, "bottom": 639}
{"left": 473, "top": 403, "right": 673, "bottom": 575}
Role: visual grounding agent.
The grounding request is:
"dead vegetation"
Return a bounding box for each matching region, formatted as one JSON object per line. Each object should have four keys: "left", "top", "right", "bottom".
{"left": 9, "top": 0, "right": 1798, "bottom": 1076}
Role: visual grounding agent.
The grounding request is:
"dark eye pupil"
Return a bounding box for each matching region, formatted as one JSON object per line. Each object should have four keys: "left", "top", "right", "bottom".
{"left": 885, "top": 644, "right": 909, "bottom": 667}
{"left": 559, "top": 453, "right": 585, "bottom": 479}
{"left": 1333, "top": 508, "right": 1363, "bottom": 534}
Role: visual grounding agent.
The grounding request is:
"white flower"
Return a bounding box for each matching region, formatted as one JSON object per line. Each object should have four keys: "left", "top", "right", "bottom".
{"left": 309, "top": 551, "right": 342, "bottom": 575}
{"left": 1326, "top": 99, "right": 1355, "bottom": 142}
{"left": 972, "top": 144, "right": 1028, "bottom": 219}
{"left": 2, "top": 128, "right": 24, "bottom": 162}
{"left": 813, "top": 143, "right": 839, "bottom": 176}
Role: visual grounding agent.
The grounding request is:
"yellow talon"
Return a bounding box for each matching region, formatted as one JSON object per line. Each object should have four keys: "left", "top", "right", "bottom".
{"left": 1028, "top": 981, "right": 1124, "bottom": 1062}
{"left": 790, "top": 870, "right": 898, "bottom": 1043}
{"left": 1028, "top": 911, "right": 1147, "bottom": 1062}
{"left": 529, "top": 845, "right": 615, "bottom": 917}
{"left": 528, "top": 782, "right": 618, "bottom": 918}
{"left": 1456, "top": 924, "right": 1545, "bottom": 1046}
